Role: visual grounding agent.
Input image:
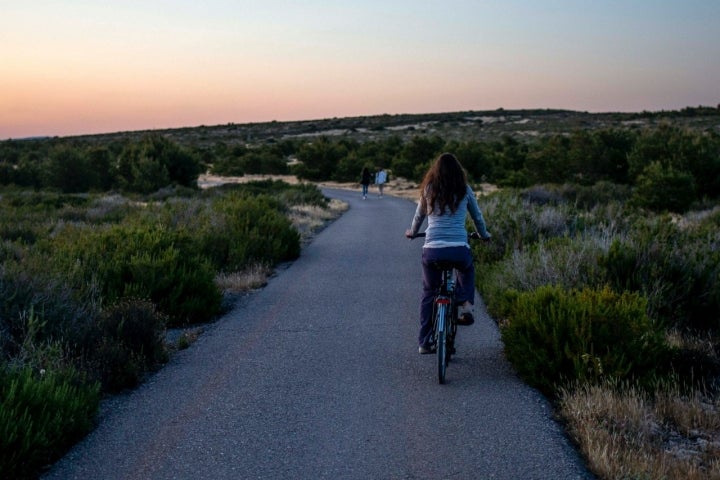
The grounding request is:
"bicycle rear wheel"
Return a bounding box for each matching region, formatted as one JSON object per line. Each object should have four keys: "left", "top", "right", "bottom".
{"left": 445, "top": 309, "right": 457, "bottom": 364}
{"left": 447, "top": 304, "right": 457, "bottom": 362}
{"left": 435, "top": 304, "right": 447, "bottom": 384}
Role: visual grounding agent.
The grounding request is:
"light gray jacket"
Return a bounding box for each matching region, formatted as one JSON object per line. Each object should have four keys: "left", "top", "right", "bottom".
{"left": 409, "top": 185, "right": 490, "bottom": 247}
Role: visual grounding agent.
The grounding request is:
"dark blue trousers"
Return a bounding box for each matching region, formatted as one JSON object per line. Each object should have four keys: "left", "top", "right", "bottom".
{"left": 418, "top": 246, "right": 475, "bottom": 346}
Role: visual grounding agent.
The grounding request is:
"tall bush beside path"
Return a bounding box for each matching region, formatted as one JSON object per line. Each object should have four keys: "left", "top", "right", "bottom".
{"left": 47, "top": 223, "right": 221, "bottom": 326}
{"left": 137, "top": 188, "right": 302, "bottom": 273}
{"left": 202, "top": 192, "right": 301, "bottom": 271}
{"left": 500, "top": 285, "right": 669, "bottom": 396}
{"left": 478, "top": 236, "right": 608, "bottom": 321}
{"left": 599, "top": 215, "right": 720, "bottom": 331}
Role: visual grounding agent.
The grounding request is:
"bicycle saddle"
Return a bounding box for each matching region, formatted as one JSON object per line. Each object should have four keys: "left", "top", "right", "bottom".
{"left": 429, "top": 260, "right": 458, "bottom": 271}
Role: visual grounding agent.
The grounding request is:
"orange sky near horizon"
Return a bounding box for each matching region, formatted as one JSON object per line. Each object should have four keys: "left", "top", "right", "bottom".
{"left": 2, "top": 1, "right": 718, "bottom": 139}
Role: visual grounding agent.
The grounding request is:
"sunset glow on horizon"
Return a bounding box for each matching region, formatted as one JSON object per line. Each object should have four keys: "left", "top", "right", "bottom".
{"left": 2, "top": 1, "right": 718, "bottom": 140}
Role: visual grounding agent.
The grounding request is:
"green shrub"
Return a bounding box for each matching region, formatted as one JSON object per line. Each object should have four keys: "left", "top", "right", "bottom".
{"left": 275, "top": 182, "right": 328, "bottom": 208}
{"left": 599, "top": 217, "right": 720, "bottom": 331}
{"left": 0, "top": 221, "right": 40, "bottom": 244}
{"left": 556, "top": 181, "right": 633, "bottom": 210}
{"left": 42, "top": 146, "right": 97, "bottom": 193}
{"left": 116, "top": 135, "right": 201, "bottom": 193}
{"left": 473, "top": 191, "right": 578, "bottom": 266}
{"left": 501, "top": 285, "right": 668, "bottom": 396}
{"left": 479, "top": 236, "right": 607, "bottom": 320}
{"left": 0, "top": 366, "right": 100, "bottom": 479}
{"left": 472, "top": 193, "right": 537, "bottom": 265}
{"left": 196, "top": 193, "right": 300, "bottom": 272}
{"left": 0, "top": 192, "right": 91, "bottom": 244}
{"left": 632, "top": 161, "right": 697, "bottom": 213}
{"left": 81, "top": 298, "right": 168, "bottom": 392}
{"left": 0, "top": 262, "right": 97, "bottom": 363}
{"left": 84, "top": 194, "right": 136, "bottom": 224}
{"left": 48, "top": 224, "right": 222, "bottom": 325}
{"left": 294, "top": 137, "right": 348, "bottom": 181}
{"left": 209, "top": 180, "right": 328, "bottom": 207}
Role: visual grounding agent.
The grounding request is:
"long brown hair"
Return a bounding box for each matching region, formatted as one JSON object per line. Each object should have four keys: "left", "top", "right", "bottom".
{"left": 419, "top": 153, "right": 468, "bottom": 215}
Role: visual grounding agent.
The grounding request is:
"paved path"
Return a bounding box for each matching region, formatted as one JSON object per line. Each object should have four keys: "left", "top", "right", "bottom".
{"left": 45, "top": 188, "right": 593, "bottom": 480}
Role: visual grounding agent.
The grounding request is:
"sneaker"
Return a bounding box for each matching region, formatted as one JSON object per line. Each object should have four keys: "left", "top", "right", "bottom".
{"left": 457, "top": 302, "right": 475, "bottom": 326}
{"left": 457, "top": 312, "right": 474, "bottom": 326}
{"left": 418, "top": 344, "right": 436, "bottom": 354}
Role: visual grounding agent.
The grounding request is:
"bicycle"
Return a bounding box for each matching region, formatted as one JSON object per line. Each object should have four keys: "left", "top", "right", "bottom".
{"left": 410, "top": 231, "right": 482, "bottom": 384}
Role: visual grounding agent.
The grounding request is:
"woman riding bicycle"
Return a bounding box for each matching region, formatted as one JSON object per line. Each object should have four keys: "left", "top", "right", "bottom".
{"left": 405, "top": 153, "right": 491, "bottom": 354}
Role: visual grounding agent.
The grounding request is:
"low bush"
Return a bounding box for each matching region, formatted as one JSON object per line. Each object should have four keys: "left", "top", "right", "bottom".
{"left": 0, "top": 193, "right": 81, "bottom": 245}
{"left": 478, "top": 236, "right": 607, "bottom": 321}
{"left": 47, "top": 224, "right": 222, "bottom": 325}
{"left": 479, "top": 189, "right": 720, "bottom": 334}
{"left": 275, "top": 182, "right": 329, "bottom": 208}
{"left": 209, "top": 180, "right": 328, "bottom": 207}
{"left": 632, "top": 162, "right": 697, "bottom": 213}
{"left": 599, "top": 216, "right": 720, "bottom": 331}
{"left": 500, "top": 285, "right": 669, "bottom": 396}
{"left": 80, "top": 298, "right": 168, "bottom": 392}
{"left": 553, "top": 181, "right": 633, "bottom": 210}
{"left": 0, "top": 366, "right": 100, "bottom": 479}
{"left": 189, "top": 193, "right": 300, "bottom": 272}
{"left": 473, "top": 191, "right": 579, "bottom": 266}
{"left": 0, "top": 262, "right": 97, "bottom": 364}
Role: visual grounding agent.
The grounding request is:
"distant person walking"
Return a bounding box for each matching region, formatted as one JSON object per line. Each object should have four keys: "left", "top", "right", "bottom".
{"left": 375, "top": 168, "right": 388, "bottom": 197}
{"left": 360, "top": 167, "right": 372, "bottom": 199}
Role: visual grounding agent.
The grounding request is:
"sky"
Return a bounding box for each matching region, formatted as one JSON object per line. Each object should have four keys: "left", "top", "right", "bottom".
{"left": 1, "top": 0, "right": 718, "bottom": 139}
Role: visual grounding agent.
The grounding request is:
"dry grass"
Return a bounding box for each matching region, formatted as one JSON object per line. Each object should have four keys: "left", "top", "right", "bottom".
{"left": 288, "top": 199, "right": 348, "bottom": 244}
{"left": 497, "top": 235, "right": 607, "bottom": 292}
{"left": 215, "top": 264, "right": 273, "bottom": 293}
{"left": 198, "top": 173, "right": 302, "bottom": 189}
{"left": 559, "top": 380, "right": 720, "bottom": 479}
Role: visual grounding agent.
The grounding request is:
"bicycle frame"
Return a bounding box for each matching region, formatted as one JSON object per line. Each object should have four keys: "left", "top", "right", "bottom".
{"left": 433, "top": 264, "right": 457, "bottom": 384}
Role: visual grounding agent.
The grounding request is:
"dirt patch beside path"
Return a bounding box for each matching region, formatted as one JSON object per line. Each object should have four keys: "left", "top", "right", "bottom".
{"left": 198, "top": 174, "right": 422, "bottom": 201}
{"left": 198, "top": 174, "right": 497, "bottom": 202}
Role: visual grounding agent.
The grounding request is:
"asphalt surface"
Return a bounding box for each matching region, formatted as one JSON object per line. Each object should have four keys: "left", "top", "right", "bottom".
{"left": 44, "top": 187, "right": 593, "bottom": 480}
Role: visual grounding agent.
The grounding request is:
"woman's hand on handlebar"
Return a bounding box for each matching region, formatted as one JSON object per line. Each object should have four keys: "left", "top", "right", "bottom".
{"left": 406, "top": 230, "right": 427, "bottom": 239}
{"left": 469, "top": 231, "right": 492, "bottom": 242}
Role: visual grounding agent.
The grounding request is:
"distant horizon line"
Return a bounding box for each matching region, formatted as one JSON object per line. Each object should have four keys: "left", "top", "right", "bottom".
{"left": 4, "top": 104, "right": 719, "bottom": 142}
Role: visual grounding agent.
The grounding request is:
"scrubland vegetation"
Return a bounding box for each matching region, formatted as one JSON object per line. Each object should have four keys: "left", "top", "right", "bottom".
{"left": 0, "top": 176, "right": 326, "bottom": 477}
{"left": 2, "top": 106, "right": 719, "bottom": 478}
{"left": 473, "top": 183, "right": 720, "bottom": 478}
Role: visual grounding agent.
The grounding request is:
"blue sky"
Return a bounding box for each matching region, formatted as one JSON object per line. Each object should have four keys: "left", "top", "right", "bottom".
{"left": 1, "top": 0, "right": 718, "bottom": 138}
